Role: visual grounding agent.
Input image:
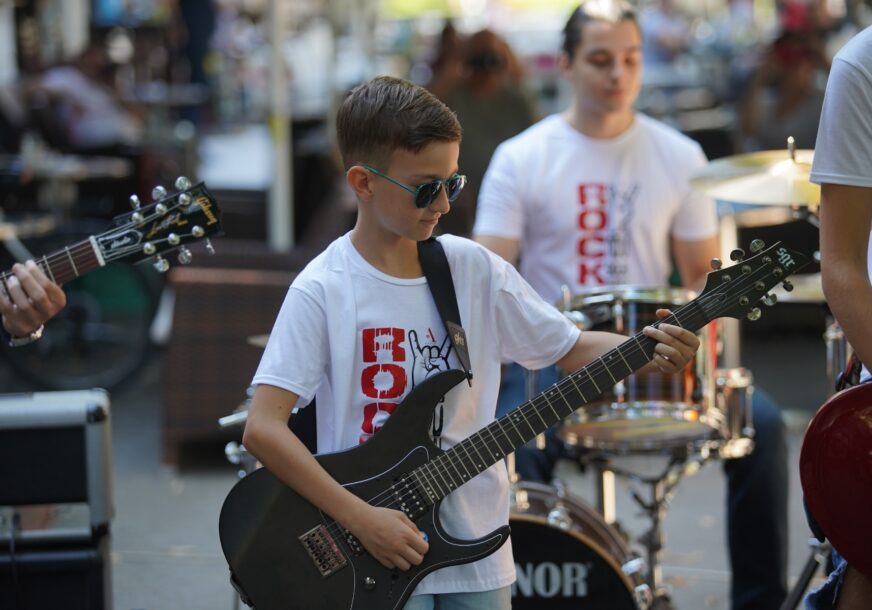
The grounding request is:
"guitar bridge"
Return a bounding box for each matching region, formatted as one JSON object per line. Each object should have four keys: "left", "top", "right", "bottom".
{"left": 299, "top": 524, "right": 348, "bottom": 577}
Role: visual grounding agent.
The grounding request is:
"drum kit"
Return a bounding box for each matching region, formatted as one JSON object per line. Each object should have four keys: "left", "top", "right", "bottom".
{"left": 217, "top": 139, "right": 838, "bottom": 609}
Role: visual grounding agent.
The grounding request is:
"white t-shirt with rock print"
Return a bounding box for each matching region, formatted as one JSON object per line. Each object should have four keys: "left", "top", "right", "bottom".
{"left": 474, "top": 113, "right": 719, "bottom": 304}
{"left": 253, "top": 232, "right": 581, "bottom": 595}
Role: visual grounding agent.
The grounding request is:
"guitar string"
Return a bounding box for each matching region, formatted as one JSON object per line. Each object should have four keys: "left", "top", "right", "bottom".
{"left": 319, "top": 261, "right": 785, "bottom": 543}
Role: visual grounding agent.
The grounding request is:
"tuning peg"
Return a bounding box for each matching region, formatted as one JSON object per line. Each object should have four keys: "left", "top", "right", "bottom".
{"left": 131, "top": 211, "right": 144, "bottom": 224}
{"left": 152, "top": 185, "right": 168, "bottom": 201}
{"left": 730, "top": 248, "right": 745, "bottom": 262}
{"left": 782, "top": 280, "right": 794, "bottom": 292}
{"left": 143, "top": 242, "right": 156, "bottom": 256}
{"left": 763, "top": 294, "right": 778, "bottom": 306}
{"left": 746, "top": 307, "right": 762, "bottom": 321}
{"left": 749, "top": 239, "right": 766, "bottom": 253}
{"left": 129, "top": 194, "right": 141, "bottom": 210}
{"left": 153, "top": 255, "right": 170, "bottom": 273}
{"left": 155, "top": 203, "right": 168, "bottom": 215}
{"left": 813, "top": 250, "right": 821, "bottom": 263}
{"left": 177, "top": 246, "right": 192, "bottom": 265}
{"left": 205, "top": 238, "right": 215, "bottom": 255}
{"left": 167, "top": 233, "right": 181, "bottom": 246}
{"left": 192, "top": 225, "right": 205, "bottom": 238}
{"left": 174, "top": 176, "right": 192, "bottom": 191}
{"left": 710, "top": 258, "right": 722, "bottom": 270}
{"left": 179, "top": 192, "right": 192, "bottom": 206}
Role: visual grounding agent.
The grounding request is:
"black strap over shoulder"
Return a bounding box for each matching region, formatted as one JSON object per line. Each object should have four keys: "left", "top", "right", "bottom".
{"left": 417, "top": 237, "right": 473, "bottom": 384}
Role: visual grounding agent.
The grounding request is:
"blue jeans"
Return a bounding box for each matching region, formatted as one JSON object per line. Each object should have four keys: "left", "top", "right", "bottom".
{"left": 403, "top": 587, "right": 512, "bottom": 610}
{"left": 498, "top": 363, "right": 788, "bottom": 610}
{"left": 805, "top": 549, "right": 847, "bottom": 610}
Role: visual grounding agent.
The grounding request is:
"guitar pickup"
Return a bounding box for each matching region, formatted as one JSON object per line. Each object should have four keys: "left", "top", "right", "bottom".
{"left": 299, "top": 524, "right": 348, "bottom": 577}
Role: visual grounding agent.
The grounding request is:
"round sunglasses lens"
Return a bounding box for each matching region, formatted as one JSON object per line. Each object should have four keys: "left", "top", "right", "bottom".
{"left": 416, "top": 182, "right": 442, "bottom": 208}
{"left": 446, "top": 175, "right": 466, "bottom": 202}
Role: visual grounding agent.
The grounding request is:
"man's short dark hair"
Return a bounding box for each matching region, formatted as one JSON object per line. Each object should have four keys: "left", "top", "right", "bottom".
{"left": 562, "top": 1, "right": 639, "bottom": 61}
{"left": 336, "top": 76, "right": 462, "bottom": 171}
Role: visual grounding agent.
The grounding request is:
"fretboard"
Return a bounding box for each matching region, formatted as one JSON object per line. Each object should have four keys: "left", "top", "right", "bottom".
{"left": 0, "top": 239, "right": 100, "bottom": 293}
{"left": 406, "top": 302, "right": 708, "bottom": 512}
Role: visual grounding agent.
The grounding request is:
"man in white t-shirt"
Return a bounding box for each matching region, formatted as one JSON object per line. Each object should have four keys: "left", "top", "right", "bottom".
{"left": 473, "top": 3, "right": 788, "bottom": 609}
{"left": 241, "top": 76, "right": 699, "bottom": 610}
{"left": 806, "top": 24, "right": 872, "bottom": 610}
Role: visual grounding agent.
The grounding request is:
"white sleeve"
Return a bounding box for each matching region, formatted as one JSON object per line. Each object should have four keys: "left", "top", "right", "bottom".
{"left": 671, "top": 144, "right": 719, "bottom": 240}
{"left": 489, "top": 255, "right": 581, "bottom": 369}
{"left": 473, "top": 141, "right": 526, "bottom": 240}
{"left": 251, "top": 285, "right": 329, "bottom": 401}
{"left": 811, "top": 55, "right": 872, "bottom": 187}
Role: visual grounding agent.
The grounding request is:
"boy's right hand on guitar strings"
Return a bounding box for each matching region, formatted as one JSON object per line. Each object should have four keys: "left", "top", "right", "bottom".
{"left": 345, "top": 503, "right": 430, "bottom": 570}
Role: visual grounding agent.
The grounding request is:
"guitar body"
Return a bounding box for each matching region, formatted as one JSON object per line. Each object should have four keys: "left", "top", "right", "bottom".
{"left": 219, "top": 370, "right": 509, "bottom": 610}
{"left": 800, "top": 382, "right": 872, "bottom": 577}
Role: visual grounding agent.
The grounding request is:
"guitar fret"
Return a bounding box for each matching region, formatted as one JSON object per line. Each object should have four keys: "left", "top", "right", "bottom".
{"left": 436, "top": 455, "right": 461, "bottom": 490}
{"left": 587, "top": 368, "right": 601, "bottom": 394}
{"left": 550, "top": 384, "right": 573, "bottom": 417}
{"left": 65, "top": 247, "right": 79, "bottom": 277}
{"left": 412, "top": 470, "right": 435, "bottom": 503}
{"left": 541, "top": 388, "right": 563, "bottom": 419}
{"left": 615, "top": 345, "right": 632, "bottom": 372}
{"left": 41, "top": 256, "right": 56, "bottom": 283}
{"left": 499, "top": 414, "right": 525, "bottom": 446}
{"left": 452, "top": 445, "right": 474, "bottom": 482}
{"left": 531, "top": 398, "right": 549, "bottom": 427}
{"left": 566, "top": 375, "right": 588, "bottom": 403}
{"left": 423, "top": 462, "right": 446, "bottom": 498}
{"left": 600, "top": 356, "right": 618, "bottom": 384}
{"left": 468, "top": 433, "right": 488, "bottom": 469}
{"left": 514, "top": 408, "right": 537, "bottom": 437}
{"left": 484, "top": 425, "right": 507, "bottom": 459}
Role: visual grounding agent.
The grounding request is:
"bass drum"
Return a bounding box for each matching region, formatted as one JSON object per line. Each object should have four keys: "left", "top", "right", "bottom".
{"left": 509, "top": 481, "right": 650, "bottom": 609}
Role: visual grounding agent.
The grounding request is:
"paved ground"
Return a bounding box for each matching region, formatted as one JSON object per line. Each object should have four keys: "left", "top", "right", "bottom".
{"left": 2, "top": 301, "right": 835, "bottom": 610}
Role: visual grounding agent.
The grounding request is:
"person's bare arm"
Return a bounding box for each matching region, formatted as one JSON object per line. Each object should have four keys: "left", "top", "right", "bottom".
{"left": 555, "top": 309, "right": 700, "bottom": 376}
{"left": 474, "top": 234, "right": 520, "bottom": 266}
{"left": 0, "top": 261, "right": 66, "bottom": 337}
{"left": 672, "top": 235, "right": 720, "bottom": 292}
{"left": 820, "top": 183, "right": 872, "bottom": 369}
{"left": 243, "top": 385, "right": 429, "bottom": 570}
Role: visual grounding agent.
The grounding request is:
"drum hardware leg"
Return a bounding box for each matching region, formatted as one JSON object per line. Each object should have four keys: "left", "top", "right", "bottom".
{"left": 824, "top": 317, "right": 851, "bottom": 398}
{"left": 779, "top": 540, "right": 831, "bottom": 610}
{"left": 719, "top": 215, "right": 743, "bottom": 368}
{"left": 595, "top": 467, "right": 618, "bottom": 525}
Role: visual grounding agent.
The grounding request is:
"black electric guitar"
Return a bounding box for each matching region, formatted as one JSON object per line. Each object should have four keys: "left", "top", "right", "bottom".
{"left": 0, "top": 177, "right": 222, "bottom": 289}
{"left": 219, "top": 240, "right": 809, "bottom": 610}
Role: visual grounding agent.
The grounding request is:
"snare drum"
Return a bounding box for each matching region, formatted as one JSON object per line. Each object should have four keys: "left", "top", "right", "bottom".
{"left": 557, "top": 286, "right": 718, "bottom": 453}
{"left": 510, "top": 481, "right": 650, "bottom": 609}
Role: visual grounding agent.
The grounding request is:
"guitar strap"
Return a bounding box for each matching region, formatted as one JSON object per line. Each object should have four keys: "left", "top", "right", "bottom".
{"left": 417, "top": 237, "right": 473, "bottom": 385}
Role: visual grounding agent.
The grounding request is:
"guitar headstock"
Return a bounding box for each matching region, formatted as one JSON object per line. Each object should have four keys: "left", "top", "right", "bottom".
{"left": 699, "top": 239, "right": 811, "bottom": 321}
{"left": 96, "top": 177, "right": 222, "bottom": 271}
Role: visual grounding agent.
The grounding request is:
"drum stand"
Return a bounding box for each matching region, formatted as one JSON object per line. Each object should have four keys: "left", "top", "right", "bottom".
{"left": 589, "top": 448, "right": 714, "bottom": 610}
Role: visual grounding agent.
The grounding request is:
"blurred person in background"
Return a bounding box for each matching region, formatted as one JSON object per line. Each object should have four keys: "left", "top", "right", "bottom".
{"left": 739, "top": 26, "right": 829, "bottom": 151}
{"left": 639, "top": 0, "right": 691, "bottom": 66}
{"left": 436, "top": 29, "right": 538, "bottom": 236}
{"left": 28, "top": 42, "right": 143, "bottom": 152}
{"left": 473, "top": 2, "right": 788, "bottom": 609}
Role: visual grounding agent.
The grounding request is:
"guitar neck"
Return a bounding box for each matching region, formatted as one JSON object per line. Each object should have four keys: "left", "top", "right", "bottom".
{"left": 408, "top": 300, "right": 709, "bottom": 507}
{"left": 1, "top": 238, "right": 101, "bottom": 289}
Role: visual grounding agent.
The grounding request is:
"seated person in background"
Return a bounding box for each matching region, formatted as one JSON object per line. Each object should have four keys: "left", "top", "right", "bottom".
{"left": 738, "top": 27, "right": 829, "bottom": 151}
{"left": 1, "top": 261, "right": 66, "bottom": 346}
{"left": 30, "top": 43, "right": 142, "bottom": 151}
{"left": 435, "top": 29, "right": 538, "bottom": 236}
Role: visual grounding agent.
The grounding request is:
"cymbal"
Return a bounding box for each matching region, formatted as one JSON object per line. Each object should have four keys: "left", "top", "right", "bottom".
{"left": 691, "top": 148, "right": 819, "bottom": 206}
{"left": 247, "top": 334, "right": 270, "bottom": 348}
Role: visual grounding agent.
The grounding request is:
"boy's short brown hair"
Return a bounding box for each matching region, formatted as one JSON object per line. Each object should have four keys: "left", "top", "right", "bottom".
{"left": 336, "top": 76, "right": 462, "bottom": 171}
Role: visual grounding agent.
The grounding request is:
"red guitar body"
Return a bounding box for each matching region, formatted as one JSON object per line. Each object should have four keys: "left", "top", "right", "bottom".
{"left": 800, "top": 382, "right": 872, "bottom": 577}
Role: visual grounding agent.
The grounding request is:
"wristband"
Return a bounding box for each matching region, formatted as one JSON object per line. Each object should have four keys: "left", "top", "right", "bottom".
{"left": 8, "top": 324, "right": 44, "bottom": 347}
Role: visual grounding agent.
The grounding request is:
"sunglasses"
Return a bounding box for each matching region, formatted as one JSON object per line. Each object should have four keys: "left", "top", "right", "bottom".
{"left": 363, "top": 164, "right": 467, "bottom": 209}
